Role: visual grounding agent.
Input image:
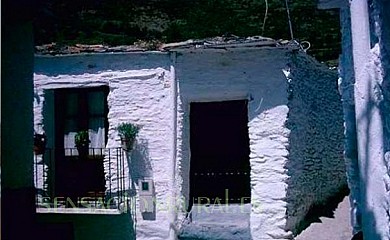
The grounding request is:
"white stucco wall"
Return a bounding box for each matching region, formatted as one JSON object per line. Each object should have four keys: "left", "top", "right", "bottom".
{"left": 34, "top": 52, "right": 175, "bottom": 240}
{"left": 175, "top": 48, "right": 346, "bottom": 239}
{"left": 339, "top": 7, "right": 362, "bottom": 235}
{"left": 174, "top": 48, "right": 293, "bottom": 239}
{"left": 345, "top": 0, "right": 390, "bottom": 238}
{"left": 376, "top": 0, "right": 390, "bottom": 237}
{"left": 33, "top": 48, "right": 347, "bottom": 240}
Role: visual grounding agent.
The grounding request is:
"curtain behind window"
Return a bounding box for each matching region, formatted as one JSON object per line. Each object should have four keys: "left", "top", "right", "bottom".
{"left": 64, "top": 92, "right": 78, "bottom": 156}
{"left": 88, "top": 91, "right": 105, "bottom": 151}
{"left": 62, "top": 90, "right": 106, "bottom": 156}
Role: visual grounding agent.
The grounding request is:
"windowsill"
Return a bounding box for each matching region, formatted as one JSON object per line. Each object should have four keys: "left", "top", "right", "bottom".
{"left": 36, "top": 207, "right": 122, "bottom": 215}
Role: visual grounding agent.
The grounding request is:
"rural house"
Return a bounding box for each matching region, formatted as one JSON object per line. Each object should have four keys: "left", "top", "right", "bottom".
{"left": 33, "top": 37, "right": 347, "bottom": 240}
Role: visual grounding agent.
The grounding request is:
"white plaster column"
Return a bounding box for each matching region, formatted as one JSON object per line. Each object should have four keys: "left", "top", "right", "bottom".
{"left": 350, "top": 0, "right": 388, "bottom": 238}
{"left": 169, "top": 51, "right": 178, "bottom": 240}
{"left": 339, "top": 6, "right": 362, "bottom": 235}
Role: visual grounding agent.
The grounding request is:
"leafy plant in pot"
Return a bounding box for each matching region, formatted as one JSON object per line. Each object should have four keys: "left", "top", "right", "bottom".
{"left": 75, "top": 130, "right": 90, "bottom": 158}
{"left": 34, "top": 133, "right": 47, "bottom": 155}
{"left": 117, "top": 123, "right": 139, "bottom": 151}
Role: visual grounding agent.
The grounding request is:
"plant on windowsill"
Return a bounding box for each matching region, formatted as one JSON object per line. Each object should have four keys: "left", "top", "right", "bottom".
{"left": 34, "top": 132, "right": 47, "bottom": 155}
{"left": 117, "top": 123, "right": 139, "bottom": 151}
{"left": 75, "top": 130, "right": 90, "bottom": 158}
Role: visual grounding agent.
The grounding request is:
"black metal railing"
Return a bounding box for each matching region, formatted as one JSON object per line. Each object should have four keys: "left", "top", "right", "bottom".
{"left": 34, "top": 147, "right": 129, "bottom": 210}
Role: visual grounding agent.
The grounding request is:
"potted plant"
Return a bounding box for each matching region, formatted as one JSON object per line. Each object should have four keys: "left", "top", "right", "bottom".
{"left": 34, "top": 133, "right": 47, "bottom": 155}
{"left": 75, "top": 130, "right": 90, "bottom": 158}
{"left": 117, "top": 123, "right": 139, "bottom": 151}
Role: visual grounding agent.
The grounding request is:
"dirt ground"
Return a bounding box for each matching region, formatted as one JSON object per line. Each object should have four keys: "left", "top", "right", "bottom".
{"left": 295, "top": 195, "right": 352, "bottom": 240}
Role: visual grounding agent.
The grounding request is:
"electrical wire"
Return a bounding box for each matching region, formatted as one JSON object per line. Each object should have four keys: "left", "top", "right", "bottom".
{"left": 262, "top": 0, "right": 269, "bottom": 36}
{"left": 285, "top": 0, "right": 294, "bottom": 40}
{"left": 300, "top": 40, "right": 311, "bottom": 51}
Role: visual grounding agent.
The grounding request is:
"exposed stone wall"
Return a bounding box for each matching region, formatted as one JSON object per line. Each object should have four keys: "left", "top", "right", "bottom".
{"left": 285, "top": 52, "right": 346, "bottom": 233}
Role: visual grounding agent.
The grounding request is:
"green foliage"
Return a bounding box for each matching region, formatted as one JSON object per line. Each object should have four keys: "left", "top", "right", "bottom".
{"left": 117, "top": 123, "right": 139, "bottom": 140}
{"left": 75, "top": 130, "right": 90, "bottom": 147}
{"left": 34, "top": 0, "right": 340, "bottom": 61}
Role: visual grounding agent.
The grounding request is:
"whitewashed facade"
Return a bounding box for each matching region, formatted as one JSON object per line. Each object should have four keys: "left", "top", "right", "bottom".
{"left": 33, "top": 44, "right": 346, "bottom": 240}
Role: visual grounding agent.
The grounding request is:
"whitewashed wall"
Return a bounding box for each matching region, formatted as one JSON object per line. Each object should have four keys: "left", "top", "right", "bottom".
{"left": 342, "top": 0, "right": 390, "bottom": 239}
{"left": 339, "top": 7, "right": 362, "bottom": 235}
{"left": 34, "top": 48, "right": 346, "bottom": 240}
{"left": 379, "top": 0, "right": 390, "bottom": 238}
{"left": 34, "top": 52, "right": 175, "bottom": 240}
{"left": 175, "top": 48, "right": 293, "bottom": 239}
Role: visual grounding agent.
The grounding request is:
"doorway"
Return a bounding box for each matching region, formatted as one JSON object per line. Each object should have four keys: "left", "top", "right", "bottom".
{"left": 189, "top": 100, "right": 251, "bottom": 207}
{"left": 54, "top": 86, "right": 108, "bottom": 205}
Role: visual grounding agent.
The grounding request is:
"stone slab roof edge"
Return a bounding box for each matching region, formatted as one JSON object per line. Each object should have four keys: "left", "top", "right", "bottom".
{"left": 34, "top": 50, "right": 167, "bottom": 58}
{"left": 35, "top": 36, "right": 302, "bottom": 56}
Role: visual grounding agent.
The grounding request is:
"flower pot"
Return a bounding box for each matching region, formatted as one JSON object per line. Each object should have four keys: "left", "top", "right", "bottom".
{"left": 34, "top": 145, "right": 46, "bottom": 155}
{"left": 34, "top": 133, "right": 47, "bottom": 155}
{"left": 77, "top": 145, "right": 89, "bottom": 158}
{"left": 120, "top": 137, "right": 135, "bottom": 151}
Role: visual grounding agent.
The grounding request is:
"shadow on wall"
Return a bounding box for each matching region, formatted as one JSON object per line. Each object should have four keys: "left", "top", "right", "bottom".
{"left": 284, "top": 52, "right": 348, "bottom": 235}
{"left": 296, "top": 186, "right": 350, "bottom": 235}
{"left": 35, "top": 222, "right": 74, "bottom": 240}
{"left": 128, "top": 138, "right": 156, "bottom": 220}
{"left": 359, "top": 65, "right": 384, "bottom": 240}
{"left": 36, "top": 212, "right": 136, "bottom": 240}
{"left": 34, "top": 53, "right": 170, "bottom": 77}
{"left": 381, "top": 7, "right": 390, "bottom": 238}
{"left": 358, "top": 2, "right": 390, "bottom": 230}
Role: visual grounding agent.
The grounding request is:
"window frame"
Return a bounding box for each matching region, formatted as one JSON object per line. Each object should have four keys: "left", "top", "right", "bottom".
{"left": 53, "top": 86, "right": 109, "bottom": 205}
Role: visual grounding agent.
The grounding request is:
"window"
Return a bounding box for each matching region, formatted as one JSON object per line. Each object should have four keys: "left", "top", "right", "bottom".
{"left": 142, "top": 182, "right": 149, "bottom": 191}
{"left": 35, "top": 86, "right": 128, "bottom": 210}
{"left": 54, "top": 86, "right": 108, "bottom": 205}
{"left": 59, "top": 88, "right": 108, "bottom": 155}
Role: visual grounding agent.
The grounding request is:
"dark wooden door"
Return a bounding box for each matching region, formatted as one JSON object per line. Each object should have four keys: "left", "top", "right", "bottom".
{"left": 189, "top": 100, "right": 251, "bottom": 207}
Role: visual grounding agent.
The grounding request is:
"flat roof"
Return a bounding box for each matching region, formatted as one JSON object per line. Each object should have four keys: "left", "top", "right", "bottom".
{"left": 35, "top": 36, "right": 299, "bottom": 55}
